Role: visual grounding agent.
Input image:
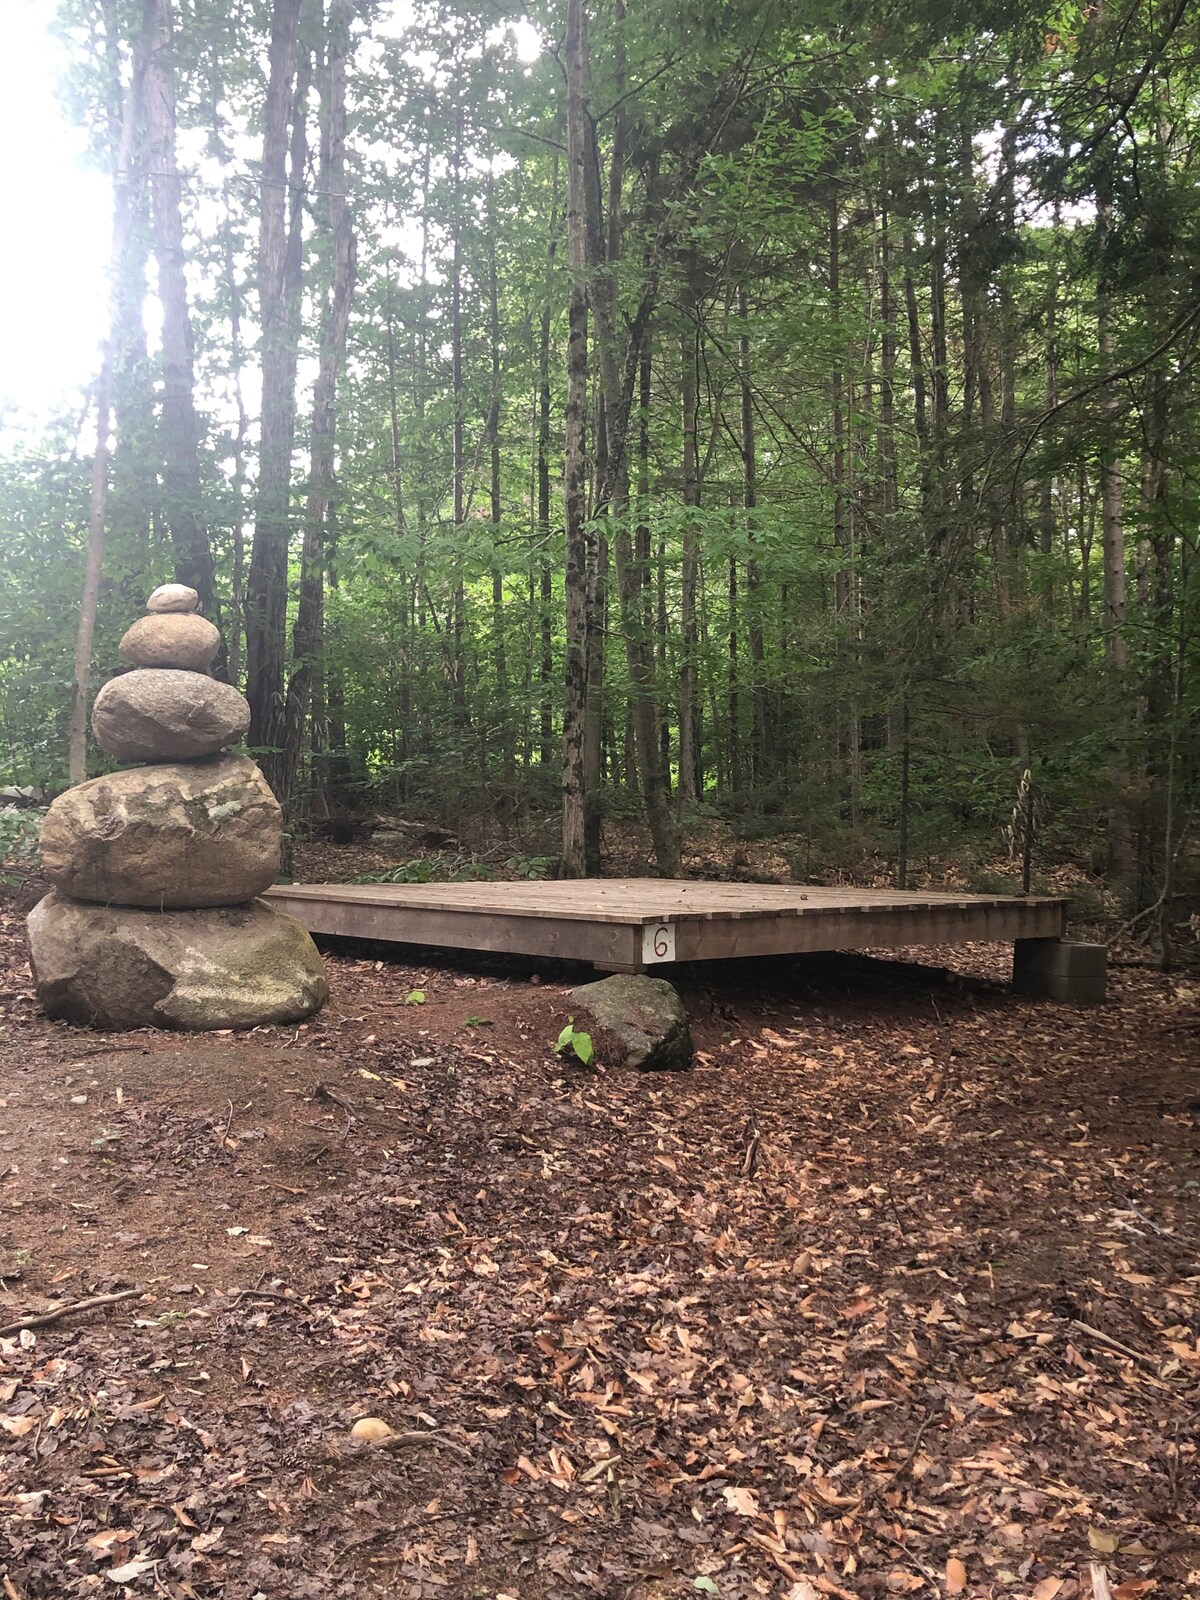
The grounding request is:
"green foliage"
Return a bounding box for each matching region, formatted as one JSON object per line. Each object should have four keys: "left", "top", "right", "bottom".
{"left": 352, "top": 857, "right": 496, "bottom": 886}
{"left": 0, "top": 0, "right": 1194, "bottom": 919}
{"left": 555, "top": 1020, "right": 594, "bottom": 1068}
{"left": 0, "top": 808, "right": 43, "bottom": 870}
{"left": 504, "top": 854, "right": 556, "bottom": 880}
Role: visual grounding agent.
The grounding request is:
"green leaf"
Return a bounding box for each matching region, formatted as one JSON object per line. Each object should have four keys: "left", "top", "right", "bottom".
{"left": 571, "top": 1030, "right": 594, "bottom": 1065}
{"left": 555, "top": 1021, "right": 575, "bottom": 1052}
{"left": 405, "top": 990, "right": 426, "bottom": 1006}
{"left": 691, "top": 1581, "right": 721, "bottom": 1596}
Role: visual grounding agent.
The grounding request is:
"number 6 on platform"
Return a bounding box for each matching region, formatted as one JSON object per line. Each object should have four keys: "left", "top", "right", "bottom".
{"left": 642, "top": 921, "right": 676, "bottom": 964}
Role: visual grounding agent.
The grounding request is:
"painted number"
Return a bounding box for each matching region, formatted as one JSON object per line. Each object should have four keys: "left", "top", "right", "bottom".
{"left": 642, "top": 921, "right": 676, "bottom": 964}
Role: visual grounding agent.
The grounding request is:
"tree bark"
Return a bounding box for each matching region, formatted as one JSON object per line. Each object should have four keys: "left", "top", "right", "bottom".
{"left": 486, "top": 160, "right": 512, "bottom": 788}
{"left": 281, "top": 0, "right": 356, "bottom": 816}
{"left": 1097, "top": 170, "right": 1133, "bottom": 878}
{"left": 70, "top": 24, "right": 147, "bottom": 784}
{"left": 677, "top": 276, "right": 702, "bottom": 807}
{"left": 143, "top": 0, "right": 218, "bottom": 645}
{"left": 246, "top": 0, "right": 306, "bottom": 796}
{"left": 560, "top": 0, "right": 592, "bottom": 877}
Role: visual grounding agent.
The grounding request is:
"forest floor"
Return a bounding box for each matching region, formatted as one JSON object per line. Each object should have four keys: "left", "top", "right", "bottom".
{"left": 0, "top": 839, "right": 1196, "bottom": 1600}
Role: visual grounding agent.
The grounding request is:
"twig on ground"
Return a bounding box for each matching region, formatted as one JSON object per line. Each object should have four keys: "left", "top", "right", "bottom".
{"left": 228, "top": 1288, "right": 297, "bottom": 1307}
{"left": 0, "top": 1286, "right": 143, "bottom": 1337}
{"left": 892, "top": 1410, "right": 935, "bottom": 1482}
{"left": 1069, "top": 1319, "right": 1156, "bottom": 1368}
{"left": 313, "top": 1082, "right": 355, "bottom": 1140}
{"left": 740, "top": 1114, "right": 760, "bottom": 1178}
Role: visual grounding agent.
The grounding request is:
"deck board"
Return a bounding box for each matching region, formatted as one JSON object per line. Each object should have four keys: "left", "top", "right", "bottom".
{"left": 264, "top": 879, "right": 1067, "bottom": 971}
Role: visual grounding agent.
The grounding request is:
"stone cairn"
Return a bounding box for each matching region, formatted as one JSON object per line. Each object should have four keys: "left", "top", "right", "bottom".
{"left": 26, "top": 584, "right": 328, "bottom": 1031}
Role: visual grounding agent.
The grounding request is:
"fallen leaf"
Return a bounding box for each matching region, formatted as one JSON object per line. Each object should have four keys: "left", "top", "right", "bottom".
{"left": 946, "top": 1558, "right": 967, "bottom": 1594}
{"left": 107, "top": 1556, "right": 155, "bottom": 1584}
{"left": 350, "top": 1416, "right": 394, "bottom": 1443}
{"left": 722, "top": 1485, "right": 760, "bottom": 1517}
{"left": 885, "top": 1575, "right": 924, "bottom": 1594}
{"left": 87, "top": 1530, "right": 135, "bottom": 1554}
{"left": 1088, "top": 1528, "right": 1119, "bottom": 1554}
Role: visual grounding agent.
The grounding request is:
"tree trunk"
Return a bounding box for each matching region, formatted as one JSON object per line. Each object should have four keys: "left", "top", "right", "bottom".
{"left": 737, "top": 285, "right": 768, "bottom": 797}
{"left": 486, "top": 161, "right": 512, "bottom": 789}
{"left": 101, "top": 0, "right": 154, "bottom": 602}
{"left": 69, "top": 24, "right": 147, "bottom": 784}
{"left": 222, "top": 180, "right": 250, "bottom": 685}
{"left": 537, "top": 151, "right": 560, "bottom": 772}
{"left": 560, "top": 0, "right": 592, "bottom": 877}
{"left": 450, "top": 99, "right": 469, "bottom": 738}
{"left": 143, "top": 0, "right": 218, "bottom": 645}
{"left": 281, "top": 0, "right": 356, "bottom": 817}
{"left": 677, "top": 280, "right": 702, "bottom": 808}
{"left": 246, "top": 0, "right": 306, "bottom": 796}
{"left": 1097, "top": 172, "right": 1133, "bottom": 879}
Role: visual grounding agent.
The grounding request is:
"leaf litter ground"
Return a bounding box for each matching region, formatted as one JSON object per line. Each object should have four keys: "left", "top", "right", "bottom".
{"left": 0, "top": 884, "right": 1196, "bottom": 1599}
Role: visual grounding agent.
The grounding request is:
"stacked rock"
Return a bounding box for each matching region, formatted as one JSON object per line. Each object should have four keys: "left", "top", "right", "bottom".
{"left": 26, "top": 585, "right": 328, "bottom": 1031}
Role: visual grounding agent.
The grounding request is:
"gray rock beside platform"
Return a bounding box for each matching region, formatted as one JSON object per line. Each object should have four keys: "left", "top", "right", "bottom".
{"left": 27, "top": 893, "right": 328, "bottom": 1030}
{"left": 568, "top": 974, "right": 694, "bottom": 1071}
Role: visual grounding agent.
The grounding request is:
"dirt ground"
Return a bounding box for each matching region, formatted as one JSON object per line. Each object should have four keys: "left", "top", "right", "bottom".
{"left": 0, "top": 863, "right": 1196, "bottom": 1599}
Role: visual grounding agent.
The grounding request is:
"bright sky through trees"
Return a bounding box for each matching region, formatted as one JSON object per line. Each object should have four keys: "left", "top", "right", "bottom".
{"left": 0, "top": 0, "right": 111, "bottom": 435}
{"left": 0, "top": 0, "right": 539, "bottom": 444}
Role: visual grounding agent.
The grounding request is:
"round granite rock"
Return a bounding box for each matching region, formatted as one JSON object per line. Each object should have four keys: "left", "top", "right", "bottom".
{"left": 27, "top": 892, "right": 328, "bottom": 1031}
{"left": 119, "top": 612, "right": 220, "bottom": 671}
{"left": 40, "top": 752, "right": 281, "bottom": 908}
{"left": 92, "top": 669, "right": 250, "bottom": 762}
{"left": 146, "top": 583, "right": 200, "bottom": 614}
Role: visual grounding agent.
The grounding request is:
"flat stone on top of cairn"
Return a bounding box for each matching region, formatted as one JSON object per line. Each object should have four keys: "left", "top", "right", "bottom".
{"left": 26, "top": 583, "right": 328, "bottom": 1031}
{"left": 147, "top": 583, "right": 200, "bottom": 613}
{"left": 119, "top": 611, "right": 221, "bottom": 672}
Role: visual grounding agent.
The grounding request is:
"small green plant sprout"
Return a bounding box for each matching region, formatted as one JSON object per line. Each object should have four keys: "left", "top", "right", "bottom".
{"left": 555, "top": 1018, "right": 594, "bottom": 1066}
{"left": 404, "top": 990, "right": 426, "bottom": 1006}
{"left": 463, "top": 1015, "right": 493, "bottom": 1028}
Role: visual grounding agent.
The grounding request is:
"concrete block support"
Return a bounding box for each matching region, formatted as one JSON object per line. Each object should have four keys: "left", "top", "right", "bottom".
{"left": 1013, "top": 938, "right": 1106, "bottom": 1004}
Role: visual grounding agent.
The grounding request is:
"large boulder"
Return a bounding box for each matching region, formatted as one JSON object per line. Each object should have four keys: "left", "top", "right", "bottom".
{"left": 27, "top": 893, "right": 327, "bottom": 1031}
{"left": 40, "top": 753, "right": 281, "bottom": 908}
{"left": 92, "top": 669, "right": 250, "bottom": 762}
{"left": 567, "top": 974, "right": 693, "bottom": 1071}
{"left": 119, "top": 612, "right": 220, "bottom": 671}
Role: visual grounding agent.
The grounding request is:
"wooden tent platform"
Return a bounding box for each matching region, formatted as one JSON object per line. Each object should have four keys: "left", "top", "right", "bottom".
{"left": 265, "top": 878, "right": 1067, "bottom": 974}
